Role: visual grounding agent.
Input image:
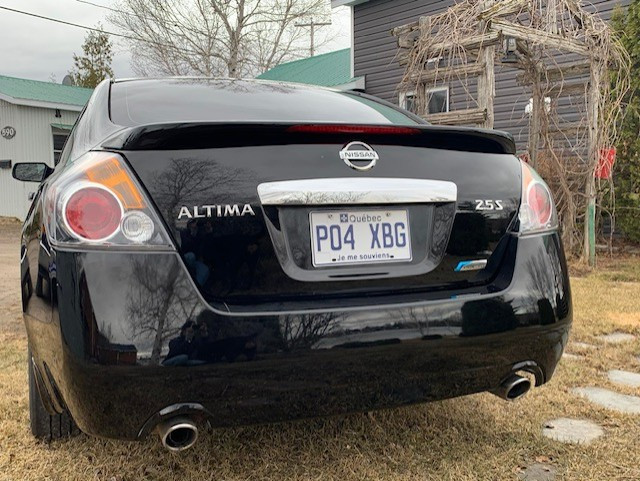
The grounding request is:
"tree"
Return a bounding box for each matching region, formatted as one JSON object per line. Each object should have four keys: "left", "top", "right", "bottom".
{"left": 109, "top": 0, "right": 332, "bottom": 78}
{"left": 127, "top": 257, "right": 200, "bottom": 364}
{"left": 69, "top": 26, "right": 114, "bottom": 88}
{"left": 613, "top": 3, "right": 640, "bottom": 243}
{"left": 278, "top": 312, "right": 340, "bottom": 350}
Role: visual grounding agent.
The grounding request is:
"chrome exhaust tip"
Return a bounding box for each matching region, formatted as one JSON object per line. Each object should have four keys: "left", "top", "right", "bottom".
{"left": 156, "top": 416, "right": 198, "bottom": 451}
{"left": 491, "top": 373, "right": 531, "bottom": 401}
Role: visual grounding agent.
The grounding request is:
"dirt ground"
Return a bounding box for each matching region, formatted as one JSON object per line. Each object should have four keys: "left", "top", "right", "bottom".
{"left": 0, "top": 218, "right": 23, "bottom": 341}
{"left": 0, "top": 217, "right": 638, "bottom": 481}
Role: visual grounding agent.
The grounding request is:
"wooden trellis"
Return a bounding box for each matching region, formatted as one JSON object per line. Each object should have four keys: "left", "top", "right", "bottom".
{"left": 392, "top": 0, "right": 630, "bottom": 265}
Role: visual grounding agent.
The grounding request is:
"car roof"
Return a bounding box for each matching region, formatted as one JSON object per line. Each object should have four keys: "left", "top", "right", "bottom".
{"left": 112, "top": 76, "right": 336, "bottom": 89}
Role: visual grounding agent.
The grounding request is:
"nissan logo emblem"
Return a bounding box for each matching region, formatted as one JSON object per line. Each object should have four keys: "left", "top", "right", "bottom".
{"left": 339, "top": 141, "right": 379, "bottom": 171}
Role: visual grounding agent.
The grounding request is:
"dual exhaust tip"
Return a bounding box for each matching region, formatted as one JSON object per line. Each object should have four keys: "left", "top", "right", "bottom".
{"left": 156, "top": 416, "right": 198, "bottom": 452}
{"left": 155, "top": 373, "right": 531, "bottom": 451}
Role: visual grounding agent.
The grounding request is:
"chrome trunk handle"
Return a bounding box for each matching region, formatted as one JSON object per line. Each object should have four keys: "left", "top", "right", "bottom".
{"left": 257, "top": 178, "right": 457, "bottom": 205}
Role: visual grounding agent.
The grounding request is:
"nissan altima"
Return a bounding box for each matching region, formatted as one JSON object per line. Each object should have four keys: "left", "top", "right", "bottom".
{"left": 13, "top": 78, "right": 571, "bottom": 450}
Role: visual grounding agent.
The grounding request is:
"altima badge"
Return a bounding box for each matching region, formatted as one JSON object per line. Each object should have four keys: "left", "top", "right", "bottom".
{"left": 339, "top": 141, "right": 379, "bottom": 171}
{"left": 178, "top": 204, "right": 255, "bottom": 220}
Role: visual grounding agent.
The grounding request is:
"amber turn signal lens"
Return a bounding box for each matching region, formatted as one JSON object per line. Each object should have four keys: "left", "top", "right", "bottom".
{"left": 86, "top": 156, "right": 145, "bottom": 209}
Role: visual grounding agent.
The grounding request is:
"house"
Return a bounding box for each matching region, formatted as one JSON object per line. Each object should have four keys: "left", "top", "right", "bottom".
{"left": 332, "top": 0, "right": 630, "bottom": 150}
{"left": 257, "top": 48, "right": 365, "bottom": 90}
{"left": 0, "top": 75, "right": 92, "bottom": 220}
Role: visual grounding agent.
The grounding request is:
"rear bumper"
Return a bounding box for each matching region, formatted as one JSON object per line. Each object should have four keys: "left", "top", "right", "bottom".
{"left": 28, "top": 233, "right": 571, "bottom": 440}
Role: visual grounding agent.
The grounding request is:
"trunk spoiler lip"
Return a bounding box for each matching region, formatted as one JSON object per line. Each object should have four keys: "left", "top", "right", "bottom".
{"left": 101, "top": 121, "right": 516, "bottom": 155}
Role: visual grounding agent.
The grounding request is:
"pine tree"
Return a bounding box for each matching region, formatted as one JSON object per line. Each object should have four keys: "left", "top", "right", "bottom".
{"left": 612, "top": 3, "right": 640, "bottom": 242}
{"left": 69, "top": 26, "right": 114, "bottom": 88}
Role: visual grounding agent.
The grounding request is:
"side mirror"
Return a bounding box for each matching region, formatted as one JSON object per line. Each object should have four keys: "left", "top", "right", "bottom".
{"left": 12, "top": 163, "right": 53, "bottom": 183}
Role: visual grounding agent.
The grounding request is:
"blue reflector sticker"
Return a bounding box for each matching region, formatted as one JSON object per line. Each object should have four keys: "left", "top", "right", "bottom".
{"left": 454, "top": 259, "right": 488, "bottom": 272}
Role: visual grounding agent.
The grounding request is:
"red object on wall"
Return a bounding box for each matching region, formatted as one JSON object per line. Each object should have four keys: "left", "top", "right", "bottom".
{"left": 596, "top": 147, "right": 616, "bottom": 179}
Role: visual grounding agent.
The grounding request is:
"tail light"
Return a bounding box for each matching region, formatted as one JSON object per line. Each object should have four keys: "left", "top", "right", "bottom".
{"left": 517, "top": 161, "right": 558, "bottom": 234}
{"left": 45, "top": 151, "right": 173, "bottom": 248}
{"left": 286, "top": 124, "right": 421, "bottom": 135}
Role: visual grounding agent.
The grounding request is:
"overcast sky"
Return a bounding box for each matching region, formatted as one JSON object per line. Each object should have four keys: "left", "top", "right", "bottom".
{"left": 0, "top": 0, "right": 350, "bottom": 82}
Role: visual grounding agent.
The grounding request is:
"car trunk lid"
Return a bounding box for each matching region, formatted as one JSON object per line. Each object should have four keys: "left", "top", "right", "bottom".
{"left": 107, "top": 123, "right": 521, "bottom": 309}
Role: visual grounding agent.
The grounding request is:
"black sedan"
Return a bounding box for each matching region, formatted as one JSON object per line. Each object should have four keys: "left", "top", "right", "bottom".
{"left": 13, "top": 78, "right": 571, "bottom": 451}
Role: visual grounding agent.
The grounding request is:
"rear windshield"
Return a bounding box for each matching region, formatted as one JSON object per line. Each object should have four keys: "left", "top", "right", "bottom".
{"left": 110, "top": 78, "right": 421, "bottom": 127}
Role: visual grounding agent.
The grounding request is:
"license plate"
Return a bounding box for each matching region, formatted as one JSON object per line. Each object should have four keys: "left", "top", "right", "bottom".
{"left": 310, "top": 209, "right": 412, "bottom": 267}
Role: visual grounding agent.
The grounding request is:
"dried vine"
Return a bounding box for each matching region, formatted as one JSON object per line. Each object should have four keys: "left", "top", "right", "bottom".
{"left": 395, "top": 0, "right": 630, "bottom": 260}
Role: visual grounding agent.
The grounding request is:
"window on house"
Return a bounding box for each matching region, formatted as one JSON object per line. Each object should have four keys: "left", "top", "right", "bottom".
{"left": 400, "top": 91, "right": 418, "bottom": 114}
{"left": 52, "top": 130, "right": 70, "bottom": 165}
{"left": 426, "top": 86, "right": 449, "bottom": 114}
{"left": 401, "top": 86, "right": 449, "bottom": 115}
{"left": 53, "top": 133, "right": 68, "bottom": 165}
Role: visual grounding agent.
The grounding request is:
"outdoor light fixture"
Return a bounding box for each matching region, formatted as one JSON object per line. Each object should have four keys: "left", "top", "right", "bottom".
{"left": 501, "top": 36, "right": 518, "bottom": 64}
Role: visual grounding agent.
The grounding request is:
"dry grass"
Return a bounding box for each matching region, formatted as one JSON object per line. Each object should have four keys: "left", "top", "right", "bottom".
{"left": 0, "top": 218, "right": 638, "bottom": 481}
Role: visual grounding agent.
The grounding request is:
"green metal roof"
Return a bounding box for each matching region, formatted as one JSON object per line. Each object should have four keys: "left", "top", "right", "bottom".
{"left": 0, "top": 75, "right": 93, "bottom": 108}
{"left": 257, "top": 49, "right": 355, "bottom": 87}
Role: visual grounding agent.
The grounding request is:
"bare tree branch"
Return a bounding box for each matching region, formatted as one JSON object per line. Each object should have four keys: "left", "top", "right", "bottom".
{"left": 110, "top": 0, "right": 334, "bottom": 77}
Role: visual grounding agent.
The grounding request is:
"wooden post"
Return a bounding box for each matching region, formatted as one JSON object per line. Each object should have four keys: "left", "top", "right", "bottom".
{"left": 548, "top": 0, "right": 558, "bottom": 35}
{"left": 477, "top": 0, "right": 496, "bottom": 129}
{"left": 477, "top": 47, "right": 495, "bottom": 128}
{"left": 528, "top": 75, "right": 542, "bottom": 169}
{"left": 584, "top": 66, "right": 600, "bottom": 266}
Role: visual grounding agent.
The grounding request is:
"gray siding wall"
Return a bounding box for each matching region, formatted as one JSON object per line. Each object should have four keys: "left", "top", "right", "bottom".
{"left": 0, "top": 100, "right": 79, "bottom": 220}
{"left": 354, "top": 0, "right": 630, "bottom": 151}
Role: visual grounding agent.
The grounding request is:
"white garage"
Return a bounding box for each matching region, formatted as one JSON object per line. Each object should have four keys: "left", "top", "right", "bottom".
{"left": 0, "top": 75, "right": 92, "bottom": 220}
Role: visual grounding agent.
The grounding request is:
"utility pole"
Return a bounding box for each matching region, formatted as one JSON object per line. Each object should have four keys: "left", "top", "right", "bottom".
{"left": 295, "top": 18, "right": 331, "bottom": 57}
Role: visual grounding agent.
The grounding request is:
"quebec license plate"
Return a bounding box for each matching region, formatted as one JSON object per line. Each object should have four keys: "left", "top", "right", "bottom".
{"left": 310, "top": 209, "right": 412, "bottom": 267}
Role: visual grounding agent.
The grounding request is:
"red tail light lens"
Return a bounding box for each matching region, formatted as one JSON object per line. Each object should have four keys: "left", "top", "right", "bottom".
{"left": 518, "top": 161, "right": 558, "bottom": 234}
{"left": 64, "top": 185, "right": 123, "bottom": 241}
{"left": 286, "top": 124, "right": 421, "bottom": 135}
{"left": 528, "top": 183, "right": 552, "bottom": 225}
